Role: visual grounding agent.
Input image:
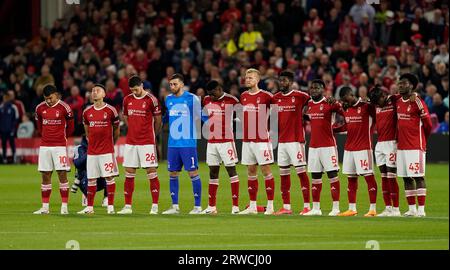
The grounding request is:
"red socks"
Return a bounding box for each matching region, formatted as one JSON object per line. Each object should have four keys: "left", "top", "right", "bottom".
{"left": 381, "top": 174, "right": 391, "bottom": 207}
{"left": 41, "top": 184, "right": 52, "bottom": 204}
{"left": 405, "top": 189, "right": 416, "bottom": 205}
{"left": 59, "top": 182, "right": 69, "bottom": 204}
{"left": 329, "top": 177, "right": 340, "bottom": 202}
{"left": 417, "top": 188, "right": 426, "bottom": 206}
{"left": 364, "top": 174, "right": 377, "bottom": 204}
{"left": 148, "top": 172, "right": 160, "bottom": 205}
{"left": 248, "top": 175, "right": 258, "bottom": 201}
{"left": 87, "top": 180, "right": 97, "bottom": 207}
{"left": 208, "top": 179, "right": 219, "bottom": 207}
{"left": 280, "top": 168, "right": 291, "bottom": 205}
{"left": 124, "top": 172, "right": 135, "bottom": 205}
{"left": 230, "top": 175, "right": 239, "bottom": 207}
{"left": 347, "top": 176, "right": 358, "bottom": 204}
{"left": 264, "top": 174, "right": 275, "bottom": 201}
{"left": 311, "top": 178, "right": 322, "bottom": 203}
{"left": 106, "top": 179, "right": 116, "bottom": 206}
{"left": 387, "top": 172, "right": 399, "bottom": 208}
{"left": 296, "top": 168, "right": 310, "bottom": 204}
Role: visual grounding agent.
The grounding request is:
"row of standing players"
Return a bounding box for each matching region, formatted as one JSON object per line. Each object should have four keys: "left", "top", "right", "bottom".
{"left": 32, "top": 70, "right": 431, "bottom": 217}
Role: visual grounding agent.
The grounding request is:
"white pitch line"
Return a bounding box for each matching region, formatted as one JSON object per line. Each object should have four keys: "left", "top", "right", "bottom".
{"left": 0, "top": 212, "right": 448, "bottom": 220}
{"left": 0, "top": 231, "right": 447, "bottom": 240}
{"left": 102, "top": 238, "right": 449, "bottom": 250}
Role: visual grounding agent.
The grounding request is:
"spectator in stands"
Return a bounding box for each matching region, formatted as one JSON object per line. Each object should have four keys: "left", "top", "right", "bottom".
{"left": 302, "top": 8, "right": 323, "bottom": 44}
{"left": 323, "top": 8, "right": 341, "bottom": 47}
{"left": 432, "top": 44, "right": 449, "bottom": 65}
{"left": 378, "top": 10, "right": 395, "bottom": 46}
{"left": 17, "top": 113, "right": 35, "bottom": 139}
{"left": 238, "top": 23, "right": 263, "bottom": 52}
{"left": 425, "top": 84, "right": 438, "bottom": 109}
{"left": 339, "top": 15, "right": 358, "bottom": 46}
{"left": 0, "top": 0, "right": 446, "bottom": 148}
{"left": 104, "top": 79, "right": 123, "bottom": 113}
{"left": 391, "top": 10, "right": 411, "bottom": 46}
{"left": 65, "top": 86, "right": 85, "bottom": 135}
{"left": 436, "top": 111, "right": 449, "bottom": 134}
{"left": 0, "top": 92, "right": 19, "bottom": 164}
{"left": 33, "top": 65, "right": 54, "bottom": 93}
{"left": 357, "top": 85, "right": 368, "bottom": 100}
{"left": 431, "top": 93, "right": 449, "bottom": 123}
{"left": 349, "top": 0, "right": 375, "bottom": 26}
{"left": 335, "top": 74, "right": 356, "bottom": 99}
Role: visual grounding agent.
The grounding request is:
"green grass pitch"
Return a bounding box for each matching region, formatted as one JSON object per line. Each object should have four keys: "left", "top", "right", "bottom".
{"left": 0, "top": 162, "right": 448, "bottom": 250}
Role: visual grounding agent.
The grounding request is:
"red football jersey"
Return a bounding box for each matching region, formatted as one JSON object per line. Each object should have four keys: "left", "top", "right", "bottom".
{"left": 241, "top": 89, "right": 273, "bottom": 142}
{"left": 35, "top": 100, "right": 73, "bottom": 147}
{"left": 307, "top": 97, "right": 343, "bottom": 148}
{"left": 83, "top": 104, "right": 119, "bottom": 155}
{"left": 203, "top": 93, "right": 239, "bottom": 143}
{"left": 123, "top": 92, "right": 161, "bottom": 145}
{"left": 342, "top": 98, "right": 376, "bottom": 151}
{"left": 396, "top": 97, "right": 430, "bottom": 151}
{"left": 375, "top": 95, "right": 397, "bottom": 142}
{"left": 272, "top": 90, "right": 310, "bottom": 143}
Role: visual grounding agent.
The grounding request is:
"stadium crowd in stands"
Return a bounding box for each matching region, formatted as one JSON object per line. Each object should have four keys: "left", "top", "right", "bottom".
{"left": 0, "top": 0, "right": 448, "bottom": 150}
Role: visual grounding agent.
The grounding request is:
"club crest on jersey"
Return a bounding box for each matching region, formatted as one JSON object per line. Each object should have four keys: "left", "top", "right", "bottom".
{"left": 407, "top": 105, "right": 411, "bottom": 112}
{"left": 128, "top": 102, "right": 132, "bottom": 106}
{"left": 243, "top": 98, "right": 246, "bottom": 102}
{"left": 89, "top": 114, "right": 93, "bottom": 118}
{"left": 56, "top": 111, "right": 60, "bottom": 118}
{"left": 221, "top": 101, "right": 225, "bottom": 107}
{"left": 345, "top": 117, "right": 350, "bottom": 123}
{"left": 376, "top": 107, "right": 381, "bottom": 113}
{"left": 256, "top": 97, "right": 260, "bottom": 104}
{"left": 292, "top": 97, "right": 295, "bottom": 103}
{"left": 142, "top": 101, "right": 146, "bottom": 108}
{"left": 357, "top": 107, "right": 361, "bottom": 114}
{"left": 320, "top": 104, "right": 324, "bottom": 111}
{"left": 43, "top": 110, "right": 47, "bottom": 114}
{"left": 104, "top": 112, "right": 108, "bottom": 119}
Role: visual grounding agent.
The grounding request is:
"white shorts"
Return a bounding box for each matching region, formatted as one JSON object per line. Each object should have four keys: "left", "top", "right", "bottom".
{"left": 308, "top": 146, "right": 340, "bottom": 173}
{"left": 277, "top": 142, "right": 307, "bottom": 167}
{"left": 123, "top": 144, "right": 158, "bottom": 168}
{"left": 397, "top": 150, "right": 426, "bottom": 177}
{"left": 38, "top": 146, "right": 70, "bottom": 172}
{"left": 87, "top": 153, "right": 119, "bottom": 179}
{"left": 241, "top": 141, "right": 274, "bottom": 165}
{"left": 375, "top": 140, "right": 397, "bottom": 168}
{"left": 342, "top": 149, "right": 374, "bottom": 175}
{"left": 206, "top": 142, "right": 238, "bottom": 166}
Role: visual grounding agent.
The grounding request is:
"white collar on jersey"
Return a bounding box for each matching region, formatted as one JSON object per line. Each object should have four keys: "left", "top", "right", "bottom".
{"left": 281, "top": 89, "right": 294, "bottom": 96}
{"left": 133, "top": 93, "right": 147, "bottom": 99}
{"left": 353, "top": 97, "right": 362, "bottom": 107}
{"left": 248, "top": 89, "right": 261, "bottom": 95}
{"left": 93, "top": 103, "right": 108, "bottom": 110}
{"left": 46, "top": 100, "right": 61, "bottom": 108}
{"left": 311, "top": 96, "right": 326, "bottom": 104}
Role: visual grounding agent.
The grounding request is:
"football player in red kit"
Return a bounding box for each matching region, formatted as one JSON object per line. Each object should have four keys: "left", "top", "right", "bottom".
{"left": 335, "top": 86, "right": 378, "bottom": 217}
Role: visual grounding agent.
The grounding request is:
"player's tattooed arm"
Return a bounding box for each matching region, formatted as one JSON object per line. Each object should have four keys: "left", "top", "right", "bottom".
{"left": 113, "top": 124, "right": 120, "bottom": 144}
{"left": 326, "top": 96, "right": 336, "bottom": 104}
{"left": 154, "top": 115, "right": 162, "bottom": 135}
{"left": 123, "top": 115, "right": 128, "bottom": 126}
